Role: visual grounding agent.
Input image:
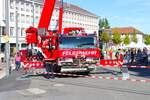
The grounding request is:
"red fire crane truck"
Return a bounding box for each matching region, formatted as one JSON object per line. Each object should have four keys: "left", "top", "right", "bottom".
{"left": 20, "top": 0, "right": 100, "bottom": 74}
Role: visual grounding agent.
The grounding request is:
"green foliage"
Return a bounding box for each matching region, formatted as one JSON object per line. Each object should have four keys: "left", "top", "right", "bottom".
{"left": 101, "top": 31, "right": 110, "bottom": 43}
{"left": 112, "top": 31, "right": 122, "bottom": 45}
{"left": 123, "top": 33, "right": 130, "bottom": 45}
{"left": 103, "top": 18, "right": 110, "bottom": 29}
{"left": 144, "top": 35, "right": 150, "bottom": 45}
{"left": 132, "top": 30, "right": 137, "bottom": 43}
{"left": 99, "top": 18, "right": 110, "bottom": 41}
{"left": 99, "top": 19, "right": 104, "bottom": 30}
{"left": 99, "top": 18, "right": 110, "bottom": 30}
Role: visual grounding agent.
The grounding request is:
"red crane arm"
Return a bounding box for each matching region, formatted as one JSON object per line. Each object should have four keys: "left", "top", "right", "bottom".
{"left": 38, "top": 0, "right": 56, "bottom": 30}
{"left": 58, "top": 0, "right": 63, "bottom": 33}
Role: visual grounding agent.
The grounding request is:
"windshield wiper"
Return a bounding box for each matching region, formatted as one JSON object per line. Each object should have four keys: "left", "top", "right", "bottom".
{"left": 77, "top": 43, "right": 94, "bottom": 47}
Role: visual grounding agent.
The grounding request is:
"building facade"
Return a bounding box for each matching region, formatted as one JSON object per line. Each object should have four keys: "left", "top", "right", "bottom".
{"left": 0, "top": 0, "right": 99, "bottom": 54}
{"left": 110, "top": 27, "right": 144, "bottom": 48}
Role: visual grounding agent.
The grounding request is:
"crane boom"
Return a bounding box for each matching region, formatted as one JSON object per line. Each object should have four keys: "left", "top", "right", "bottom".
{"left": 38, "top": 0, "right": 56, "bottom": 30}
{"left": 58, "top": 0, "right": 63, "bottom": 33}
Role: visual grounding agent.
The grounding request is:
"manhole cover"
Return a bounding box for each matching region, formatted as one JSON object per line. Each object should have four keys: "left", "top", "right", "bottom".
{"left": 53, "top": 84, "right": 64, "bottom": 87}
{"left": 17, "top": 88, "right": 46, "bottom": 96}
{"left": 27, "top": 88, "right": 46, "bottom": 95}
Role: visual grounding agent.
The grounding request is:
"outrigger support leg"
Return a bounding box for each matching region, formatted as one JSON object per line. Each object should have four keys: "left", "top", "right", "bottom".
{"left": 45, "top": 62, "right": 55, "bottom": 79}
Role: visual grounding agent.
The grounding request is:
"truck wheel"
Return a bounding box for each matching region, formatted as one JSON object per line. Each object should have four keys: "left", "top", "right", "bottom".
{"left": 45, "top": 62, "right": 51, "bottom": 72}
{"left": 44, "top": 63, "right": 55, "bottom": 79}
{"left": 53, "top": 64, "right": 61, "bottom": 73}
{"left": 81, "top": 71, "right": 90, "bottom": 75}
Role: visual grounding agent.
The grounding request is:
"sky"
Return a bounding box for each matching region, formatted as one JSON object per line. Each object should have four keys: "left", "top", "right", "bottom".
{"left": 64, "top": 0, "right": 150, "bottom": 34}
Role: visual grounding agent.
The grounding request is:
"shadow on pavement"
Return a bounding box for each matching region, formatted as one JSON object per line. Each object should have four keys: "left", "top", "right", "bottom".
{"left": 123, "top": 62, "right": 150, "bottom": 79}
{"left": 128, "top": 68, "right": 150, "bottom": 79}
{"left": 0, "top": 69, "right": 31, "bottom": 92}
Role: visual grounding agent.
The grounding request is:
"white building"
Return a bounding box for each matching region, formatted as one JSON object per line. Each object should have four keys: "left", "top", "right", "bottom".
{"left": 0, "top": 0, "right": 99, "bottom": 54}
{"left": 0, "top": 0, "right": 6, "bottom": 51}
{"left": 110, "top": 27, "right": 145, "bottom": 48}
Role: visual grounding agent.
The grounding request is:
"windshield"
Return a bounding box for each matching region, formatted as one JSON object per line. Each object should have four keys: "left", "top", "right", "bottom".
{"left": 60, "top": 36, "right": 96, "bottom": 49}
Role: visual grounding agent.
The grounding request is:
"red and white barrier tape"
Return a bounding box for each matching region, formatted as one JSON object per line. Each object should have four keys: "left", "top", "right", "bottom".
{"left": 127, "top": 66, "right": 150, "bottom": 68}
{"left": 39, "top": 72, "right": 150, "bottom": 83}
{"left": 96, "top": 64, "right": 122, "bottom": 68}
{"left": 95, "top": 76, "right": 150, "bottom": 83}
{"left": 96, "top": 63, "right": 150, "bottom": 69}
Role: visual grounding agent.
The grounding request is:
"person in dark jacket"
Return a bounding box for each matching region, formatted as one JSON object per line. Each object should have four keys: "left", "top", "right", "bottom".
{"left": 130, "top": 48, "right": 136, "bottom": 64}
{"left": 136, "top": 49, "right": 142, "bottom": 65}
{"left": 142, "top": 47, "right": 148, "bottom": 66}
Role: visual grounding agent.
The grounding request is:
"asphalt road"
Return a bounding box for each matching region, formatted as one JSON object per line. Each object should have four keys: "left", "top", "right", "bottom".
{"left": 0, "top": 69, "right": 150, "bottom": 100}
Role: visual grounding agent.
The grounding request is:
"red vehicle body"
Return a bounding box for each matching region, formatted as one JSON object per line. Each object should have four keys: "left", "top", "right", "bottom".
{"left": 21, "top": 0, "right": 100, "bottom": 74}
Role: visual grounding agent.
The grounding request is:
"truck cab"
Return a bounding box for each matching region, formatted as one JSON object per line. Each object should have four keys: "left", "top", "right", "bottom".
{"left": 58, "top": 33, "right": 100, "bottom": 73}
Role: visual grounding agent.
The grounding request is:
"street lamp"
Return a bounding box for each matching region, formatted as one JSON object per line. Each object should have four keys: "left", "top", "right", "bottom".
{"left": 5, "top": 0, "right": 10, "bottom": 77}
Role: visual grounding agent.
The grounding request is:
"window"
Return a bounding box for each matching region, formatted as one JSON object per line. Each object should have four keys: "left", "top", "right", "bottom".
{"left": 21, "top": 28, "right": 25, "bottom": 36}
{"left": 35, "top": 5, "right": 39, "bottom": 14}
{"left": 60, "top": 36, "right": 96, "bottom": 49}
{"left": 26, "top": 15, "right": 30, "bottom": 23}
{"left": 17, "top": 27, "right": 20, "bottom": 37}
{"left": 10, "top": 27, "right": 14, "bottom": 36}
{"left": 10, "top": 13, "right": 14, "bottom": 22}
{"left": 16, "top": 0, "right": 20, "bottom": 10}
{"left": 31, "top": 16, "right": 33, "bottom": 24}
{"left": 21, "top": 1, "right": 25, "bottom": 11}
{"left": 35, "top": 16, "right": 39, "bottom": 24}
{"left": 21, "top": 14, "right": 25, "bottom": 23}
{"left": 26, "top": 3, "right": 30, "bottom": 12}
{"left": 16, "top": 13, "right": 20, "bottom": 23}
{"left": 10, "top": 0, "right": 14, "bottom": 9}
{"left": 0, "top": 27, "right": 5, "bottom": 35}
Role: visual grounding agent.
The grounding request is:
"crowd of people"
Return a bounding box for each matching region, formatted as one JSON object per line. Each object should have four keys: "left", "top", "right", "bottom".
{"left": 124, "top": 47, "right": 149, "bottom": 65}
{"left": 101, "top": 47, "right": 150, "bottom": 66}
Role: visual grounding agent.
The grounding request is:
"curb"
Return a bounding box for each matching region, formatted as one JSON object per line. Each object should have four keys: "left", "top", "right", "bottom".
{"left": 96, "top": 64, "right": 150, "bottom": 69}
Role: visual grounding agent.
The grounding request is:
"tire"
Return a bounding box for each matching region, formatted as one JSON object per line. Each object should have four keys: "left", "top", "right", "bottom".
{"left": 53, "top": 64, "right": 61, "bottom": 73}
{"left": 44, "top": 62, "right": 55, "bottom": 79}
{"left": 45, "top": 62, "right": 51, "bottom": 72}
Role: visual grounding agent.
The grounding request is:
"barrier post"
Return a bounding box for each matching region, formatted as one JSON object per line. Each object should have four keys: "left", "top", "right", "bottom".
{"left": 121, "top": 65, "right": 130, "bottom": 79}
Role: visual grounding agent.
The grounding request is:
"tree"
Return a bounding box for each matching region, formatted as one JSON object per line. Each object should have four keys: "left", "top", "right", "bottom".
{"left": 103, "top": 18, "right": 110, "bottom": 29}
{"left": 123, "top": 33, "right": 130, "bottom": 45}
{"left": 132, "top": 30, "right": 137, "bottom": 43}
{"left": 98, "top": 18, "right": 110, "bottom": 39}
{"left": 100, "top": 31, "right": 110, "bottom": 48}
{"left": 112, "top": 31, "right": 122, "bottom": 45}
{"left": 144, "top": 35, "right": 150, "bottom": 45}
{"left": 98, "top": 18, "right": 110, "bottom": 30}
{"left": 101, "top": 31, "right": 110, "bottom": 43}
{"left": 98, "top": 18, "right": 110, "bottom": 49}
{"left": 99, "top": 18, "right": 104, "bottom": 30}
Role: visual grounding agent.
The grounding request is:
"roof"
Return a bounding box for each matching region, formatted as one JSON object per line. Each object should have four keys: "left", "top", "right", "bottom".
{"left": 55, "top": 1, "right": 98, "bottom": 18}
{"left": 33, "top": 0, "right": 99, "bottom": 18}
{"left": 111, "top": 27, "right": 144, "bottom": 35}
